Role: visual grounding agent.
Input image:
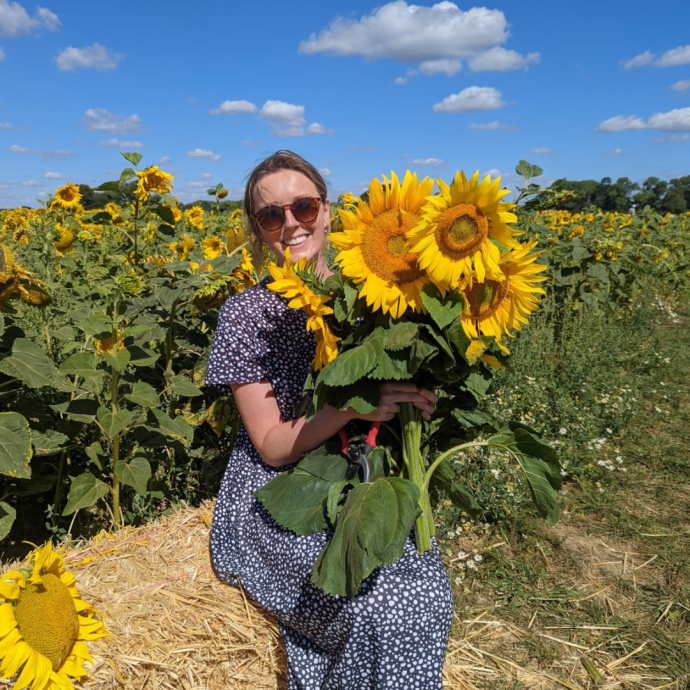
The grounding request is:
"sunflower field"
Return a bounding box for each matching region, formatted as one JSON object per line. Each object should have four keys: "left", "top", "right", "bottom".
{"left": 0, "top": 152, "right": 687, "bottom": 553}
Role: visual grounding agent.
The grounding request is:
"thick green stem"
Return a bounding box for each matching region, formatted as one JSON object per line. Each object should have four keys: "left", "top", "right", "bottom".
{"left": 110, "top": 296, "right": 123, "bottom": 530}
{"left": 400, "top": 403, "right": 433, "bottom": 554}
{"left": 133, "top": 199, "right": 140, "bottom": 268}
{"left": 41, "top": 309, "right": 54, "bottom": 360}
{"left": 53, "top": 449, "right": 67, "bottom": 516}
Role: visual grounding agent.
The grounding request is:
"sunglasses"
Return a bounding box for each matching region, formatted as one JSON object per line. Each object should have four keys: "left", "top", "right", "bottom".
{"left": 254, "top": 196, "right": 323, "bottom": 233}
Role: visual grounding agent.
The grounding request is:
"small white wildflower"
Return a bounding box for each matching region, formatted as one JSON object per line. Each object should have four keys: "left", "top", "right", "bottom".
{"left": 559, "top": 427, "right": 567, "bottom": 435}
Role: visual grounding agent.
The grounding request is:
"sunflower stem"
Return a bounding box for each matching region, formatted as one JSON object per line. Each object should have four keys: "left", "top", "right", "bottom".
{"left": 110, "top": 295, "right": 123, "bottom": 531}
{"left": 41, "top": 308, "right": 54, "bottom": 360}
{"left": 400, "top": 403, "right": 432, "bottom": 554}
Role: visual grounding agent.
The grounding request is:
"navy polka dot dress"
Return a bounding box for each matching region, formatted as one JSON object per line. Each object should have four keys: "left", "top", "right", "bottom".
{"left": 206, "top": 278, "right": 454, "bottom": 689}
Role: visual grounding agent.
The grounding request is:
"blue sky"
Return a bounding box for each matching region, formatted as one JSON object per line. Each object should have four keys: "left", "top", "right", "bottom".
{"left": 1, "top": 0, "right": 689, "bottom": 207}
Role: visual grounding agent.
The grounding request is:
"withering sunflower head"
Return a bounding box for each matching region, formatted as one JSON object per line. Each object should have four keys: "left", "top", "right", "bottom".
{"left": 330, "top": 171, "right": 434, "bottom": 319}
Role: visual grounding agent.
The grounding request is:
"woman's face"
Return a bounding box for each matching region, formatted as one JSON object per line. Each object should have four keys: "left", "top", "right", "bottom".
{"left": 253, "top": 170, "right": 329, "bottom": 267}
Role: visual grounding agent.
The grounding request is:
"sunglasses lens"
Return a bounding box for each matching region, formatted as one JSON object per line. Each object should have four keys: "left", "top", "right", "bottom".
{"left": 257, "top": 206, "right": 284, "bottom": 232}
{"left": 292, "top": 197, "right": 320, "bottom": 224}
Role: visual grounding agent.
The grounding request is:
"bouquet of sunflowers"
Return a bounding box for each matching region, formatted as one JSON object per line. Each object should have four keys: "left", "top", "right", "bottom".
{"left": 256, "top": 168, "right": 561, "bottom": 598}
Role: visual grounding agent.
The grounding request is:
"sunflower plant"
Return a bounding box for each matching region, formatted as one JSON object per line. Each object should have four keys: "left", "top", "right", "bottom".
{"left": 256, "top": 167, "right": 562, "bottom": 598}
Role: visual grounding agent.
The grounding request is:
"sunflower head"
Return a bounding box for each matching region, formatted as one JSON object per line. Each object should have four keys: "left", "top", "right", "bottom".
{"left": 135, "top": 166, "right": 175, "bottom": 201}
{"left": 202, "top": 236, "right": 224, "bottom": 260}
{"left": 185, "top": 207, "right": 205, "bottom": 230}
{"left": 330, "top": 171, "right": 434, "bottom": 318}
{"left": 0, "top": 542, "right": 108, "bottom": 689}
{"left": 52, "top": 184, "right": 82, "bottom": 209}
{"left": 0, "top": 244, "right": 17, "bottom": 283}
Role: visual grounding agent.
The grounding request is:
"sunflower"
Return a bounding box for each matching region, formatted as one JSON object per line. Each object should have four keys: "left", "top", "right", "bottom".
{"left": 202, "top": 236, "right": 224, "bottom": 260}
{"left": 95, "top": 331, "right": 125, "bottom": 356}
{"left": 240, "top": 247, "right": 253, "bottom": 273}
{"left": 185, "top": 207, "right": 204, "bottom": 230}
{"left": 135, "top": 166, "right": 175, "bottom": 201}
{"left": 409, "top": 170, "right": 520, "bottom": 290}
{"left": 0, "top": 542, "right": 108, "bottom": 690}
{"left": 169, "top": 234, "right": 195, "bottom": 260}
{"left": 330, "top": 171, "right": 433, "bottom": 319}
{"left": 51, "top": 184, "right": 82, "bottom": 209}
{"left": 267, "top": 249, "right": 339, "bottom": 370}
{"left": 52, "top": 227, "right": 74, "bottom": 256}
{"left": 460, "top": 240, "right": 546, "bottom": 353}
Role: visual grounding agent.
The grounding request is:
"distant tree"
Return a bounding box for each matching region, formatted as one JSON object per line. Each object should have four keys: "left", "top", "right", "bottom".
{"left": 662, "top": 186, "right": 687, "bottom": 214}
{"left": 634, "top": 177, "right": 668, "bottom": 209}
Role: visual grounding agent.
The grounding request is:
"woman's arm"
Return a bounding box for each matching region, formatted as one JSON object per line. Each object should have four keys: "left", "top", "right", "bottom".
{"left": 232, "top": 381, "right": 438, "bottom": 467}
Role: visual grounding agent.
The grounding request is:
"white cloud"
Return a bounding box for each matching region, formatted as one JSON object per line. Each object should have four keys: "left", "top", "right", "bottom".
{"left": 54, "top": 43, "right": 124, "bottom": 72}
{"left": 159, "top": 156, "right": 172, "bottom": 164}
{"left": 604, "top": 148, "right": 623, "bottom": 157}
{"left": 186, "top": 181, "right": 206, "bottom": 189}
{"left": 307, "top": 122, "right": 333, "bottom": 135}
{"left": 620, "top": 50, "right": 655, "bottom": 69}
{"left": 240, "top": 140, "right": 263, "bottom": 147}
{"left": 394, "top": 76, "right": 408, "bottom": 85}
{"left": 597, "top": 107, "right": 690, "bottom": 132}
{"left": 298, "top": 3, "right": 509, "bottom": 62}
{"left": 419, "top": 58, "right": 462, "bottom": 76}
{"left": 0, "top": 47, "right": 5, "bottom": 60}
{"left": 528, "top": 147, "right": 556, "bottom": 155}
{"left": 0, "top": 1, "right": 61, "bottom": 38}
{"left": 468, "top": 46, "right": 539, "bottom": 72}
{"left": 650, "top": 134, "right": 690, "bottom": 143}
{"left": 21, "top": 180, "right": 42, "bottom": 187}
{"left": 83, "top": 108, "right": 144, "bottom": 135}
{"left": 656, "top": 45, "right": 690, "bottom": 68}
{"left": 186, "top": 148, "right": 221, "bottom": 161}
{"left": 318, "top": 167, "right": 332, "bottom": 176}
{"left": 9, "top": 144, "right": 75, "bottom": 160}
{"left": 0, "top": 121, "right": 12, "bottom": 129}
{"left": 209, "top": 99, "right": 258, "bottom": 116}
{"left": 622, "top": 45, "right": 690, "bottom": 69}
{"left": 671, "top": 79, "right": 690, "bottom": 92}
{"left": 258, "top": 100, "right": 306, "bottom": 136}
{"left": 43, "top": 171, "right": 63, "bottom": 179}
{"left": 96, "top": 138, "right": 144, "bottom": 148}
{"left": 408, "top": 157, "right": 445, "bottom": 166}
{"left": 199, "top": 173, "right": 213, "bottom": 180}
{"left": 433, "top": 86, "right": 506, "bottom": 113}
{"left": 468, "top": 120, "right": 516, "bottom": 131}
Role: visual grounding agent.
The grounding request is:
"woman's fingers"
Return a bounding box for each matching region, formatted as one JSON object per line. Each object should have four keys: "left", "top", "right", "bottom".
{"left": 418, "top": 388, "right": 440, "bottom": 404}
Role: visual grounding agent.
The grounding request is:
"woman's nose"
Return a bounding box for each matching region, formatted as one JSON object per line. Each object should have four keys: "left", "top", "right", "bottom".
{"left": 282, "top": 208, "right": 301, "bottom": 231}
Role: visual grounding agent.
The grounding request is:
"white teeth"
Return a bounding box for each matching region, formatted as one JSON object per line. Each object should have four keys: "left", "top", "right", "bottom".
{"left": 286, "top": 236, "right": 308, "bottom": 247}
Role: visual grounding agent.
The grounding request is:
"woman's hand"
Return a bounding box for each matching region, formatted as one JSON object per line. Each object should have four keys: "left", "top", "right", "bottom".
{"left": 357, "top": 382, "right": 439, "bottom": 422}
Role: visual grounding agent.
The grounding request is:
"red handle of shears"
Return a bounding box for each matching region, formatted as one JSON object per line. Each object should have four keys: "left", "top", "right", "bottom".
{"left": 339, "top": 421, "right": 381, "bottom": 455}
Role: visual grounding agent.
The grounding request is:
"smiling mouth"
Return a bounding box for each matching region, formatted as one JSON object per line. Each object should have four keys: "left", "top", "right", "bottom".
{"left": 285, "top": 236, "right": 309, "bottom": 247}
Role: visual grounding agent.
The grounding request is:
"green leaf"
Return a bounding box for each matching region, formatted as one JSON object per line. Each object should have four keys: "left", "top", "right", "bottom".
{"left": 97, "top": 406, "right": 132, "bottom": 439}
{"left": 210, "top": 255, "right": 241, "bottom": 274}
{"left": 0, "top": 338, "right": 73, "bottom": 392}
{"left": 421, "top": 283, "right": 464, "bottom": 330}
{"left": 59, "top": 352, "right": 98, "bottom": 378}
{"left": 255, "top": 450, "right": 351, "bottom": 536}
{"left": 85, "top": 441, "right": 106, "bottom": 470}
{"left": 0, "top": 412, "right": 32, "bottom": 479}
{"left": 428, "top": 458, "right": 481, "bottom": 517}
{"left": 124, "top": 381, "right": 160, "bottom": 408}
{"left": 326, "top": 481, "right": 349, "bottom": 525}
{"left": 119, "top": 167, "right": 136, "bottom": 183}
{"left": 311, "top": 477, "right": 420, "bottom": 598}
{"left": 319, "top": 329, "right": 385, "bottom": 387}
{"left": 96, "top": 181, "right": 120, "bottom": 192}
{"left": 103, "top": 347, "right": 131, "bottom": 372}
{"left": 31, "top": 428, "right": 69, "bottom": 456}
{"left": 0, "top": 501, "right": 16, "bottom": 541}
{"left": 587, "top": 263, "right": 609, "bottom": 284}
{"left": 152, "top": 205, "right": 176, "bottom": 225}
{"left": 50, "top": 398, "right": 100, "bottom": 423}
{"left": 515, "top": 160, "right": 543, "bottom": 180}
{"left": 452, "top": 408, "right": 496, "bottom": 429}
{"left": 384, "top": 321, "right": 419, "bottom": 351}
{"left": 369, "top": 349, "right": 412, "bottom": 380}
{"left": 158, "top": 223, "right": 175, "bottom": 237}
{"left": 170, "top": 374, "right": 202, "bottom": 398}
{"left": 325, "top": 380, "right": 380, "bottom": 415}
{"left": 463, "top": 372, "right": 492, "bottom": 402}
{"left": 127, "top": 345, "right": 159, "bottom": 367}
{"left": 150, "top": 409, "right": 193, "bottom": 445}
{"left": 115, "top": 456, "right": 151, "bottom": 495}
{"left": 120, "top": 152, "right": 142, "bottom": 168}
{"left": 157, "top": 286, "right": 184, "bottom": 311}
{"left": 63, "top": 472, "right": 110, "bottom": 515}
{"left": 79, "top": 316, "right": 112, "bottom": 338}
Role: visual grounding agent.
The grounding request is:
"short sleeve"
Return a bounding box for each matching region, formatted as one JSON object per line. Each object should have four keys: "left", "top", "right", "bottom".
{"left": 205, "top": 294, "right": 269, "bottom": 389}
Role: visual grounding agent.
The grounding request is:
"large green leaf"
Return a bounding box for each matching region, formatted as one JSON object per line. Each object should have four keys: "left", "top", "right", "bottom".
{"left": 255, "top": 450, "right": 351, "bottom": 536}
{"left": 58, "top": 352, "right": 98, "bottom": 378}
{"left": 325, "top": 380, "right": 380, "bottom": 415}
{"left": 149, "top": 409, "right": 193, "bottom": 444}
{"left": 97, "top": 406, "right": 132, "bottom": 439}
{"left": 421, "top": 283, "right": 464, "bottom": 330}
{"left": 124, "top": 381, "right": 160, "bottom": 408}
{"left": 103, "top": 348, "right": 131, "bottom": 372}
{"left": 319, "top": 329, "right": 385, "bottom": 387}
{"left": 31, "top": 428, "right": 69, "bottom": 456}
{"left": 463, "top": 372, "right": 492, "bottom": 402}
{"left": 0, "top": 412, "right": 32, "bottom": 479}
{"left": 385, "top": 322, "right": 419, "bottom": 351}
{"left": 170, "top": 375, "right": 203, "bottom": 397}
{"left": 0, "top": 501, "right": 16, "bottom": 540}
{"left": 63, "top": 472, "right": 110, "bottom": 515}
{"left": 115, "top": 456, "right": 151, "bottom": 495}
{"left": 0, "top": 338, "right": 73, "bottom": 392}
{"left": 369, "top": 349, "right": 412, "bottom": 380}
{"left": 428, "top": 458, "right": 481, "bottom": 517}
{"left": 127, "top": 345, "right": 159, "bottom": 367}
{"left": 311, "top": 477, "right": 420, "bottom": 598}
{"left": 50, "top": 398, "right": 100, "bottom": 423}
{"left": 121, "top": 151, "right": 142, "bottom": 168}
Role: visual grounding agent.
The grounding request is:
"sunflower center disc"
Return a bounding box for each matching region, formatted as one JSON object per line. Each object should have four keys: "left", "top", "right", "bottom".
{"left": 14, "top": 573, "right": 79, "bottom": 672}
{"left": 465, "top": 278, "right": 509, "bottom": 319}
{"left": 360, "top": 208, "right": 425, "bottom": 284}
{"left": 435, "top": 203, "right": 489, "bottom": 259}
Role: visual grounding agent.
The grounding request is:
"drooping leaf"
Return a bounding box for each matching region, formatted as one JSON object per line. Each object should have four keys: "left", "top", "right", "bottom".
{"left": 0, "top": 412, "right": 32, "bottom": 479}
{"left": 463, "top": 372, "right": 492, "bottom": 401}
{"left": 170, "top": 374, "right": 203, "bottom": 397}
{"left": 120, "top": 151, "right": 143, "bottom": 168}
{"left": 452, "top": 408, "right": 496, "bottom": 429}
{"left": 30, "top": 428, "right": 69, "bottom": 456}
{"left": 369, "top": 349, "right": 413, "bottom": 380}
{"left": 326, "top": 380, "right": 380, "bottom": 415}
{"left": 149, "top": 409, "right": 193, "bottom": 445}
{"left": 319, "top": 329, "right": 385, "bottom": 387}
{"left": 151, "top": 205, "right": 176, "bottom": 225}
{"left": 127, "top": 345, "right": 159, "bottom": 367}
{"left": 124, "top": 381, "right": 160, "bottom": 408}
{"left": 97, "top": 406, "right": 132, "bottom": 440}
{"left": 421, "top": 283, "right": 464, "bottom": 330}
{"left": 428, "top": 458, "right": 481, "bottom": 517}
{"left": 311, "top": 477, "right": 420, "bottom": 598}
{"left": 0, "top": 502, "right": 16, "bottom": 540}
{"left": 63, "top": 472, "right": 110, "bottom": 515}
{"left": 384, "top": 322, "right": 419, "bottom": 351}
{"left": 78, "top": 317, "right": 112, "bottom": 338}
{"left": 50, "top": 397, "right": 100, "bottom": 423}
{"left": 103, "top": 347, "right": 131, "bottom": 372}
{"left": 58, "top": 352, "right": 99, "bottom": 378}
{"left": 115, "top": 456, "right": 151, "bottom": 495}
{"left": 0, "top": 338, "right": 73, "bottom": 392}
{"left": 85, "top": 441, "right": 106, "bottom": 470}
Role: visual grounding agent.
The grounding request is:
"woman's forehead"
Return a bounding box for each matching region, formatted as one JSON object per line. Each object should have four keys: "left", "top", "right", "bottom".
{"left": 254, "top": 170, "right": 318, "bottom": 204}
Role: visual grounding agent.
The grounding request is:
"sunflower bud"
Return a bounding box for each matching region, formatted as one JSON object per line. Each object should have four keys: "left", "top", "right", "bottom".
{"left": 216, "top": 188, "right": 229, "bottom": 200}
{"left": 117, "top": 272, "right": 146, "bottom": 297}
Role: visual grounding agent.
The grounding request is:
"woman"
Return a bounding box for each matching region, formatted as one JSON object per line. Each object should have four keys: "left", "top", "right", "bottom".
{"left": 206, "top": 150, "right": 453, "bottom": 689}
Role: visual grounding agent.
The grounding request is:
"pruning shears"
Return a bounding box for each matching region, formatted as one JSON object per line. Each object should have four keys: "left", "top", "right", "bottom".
{"left": 338, "top": 421, "right": 381, "bottom": 483}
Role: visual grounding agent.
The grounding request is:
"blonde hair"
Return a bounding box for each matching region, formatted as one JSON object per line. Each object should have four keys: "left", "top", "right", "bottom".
{"left": 243, "top": 150, "right": 328, "bottom": 266}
